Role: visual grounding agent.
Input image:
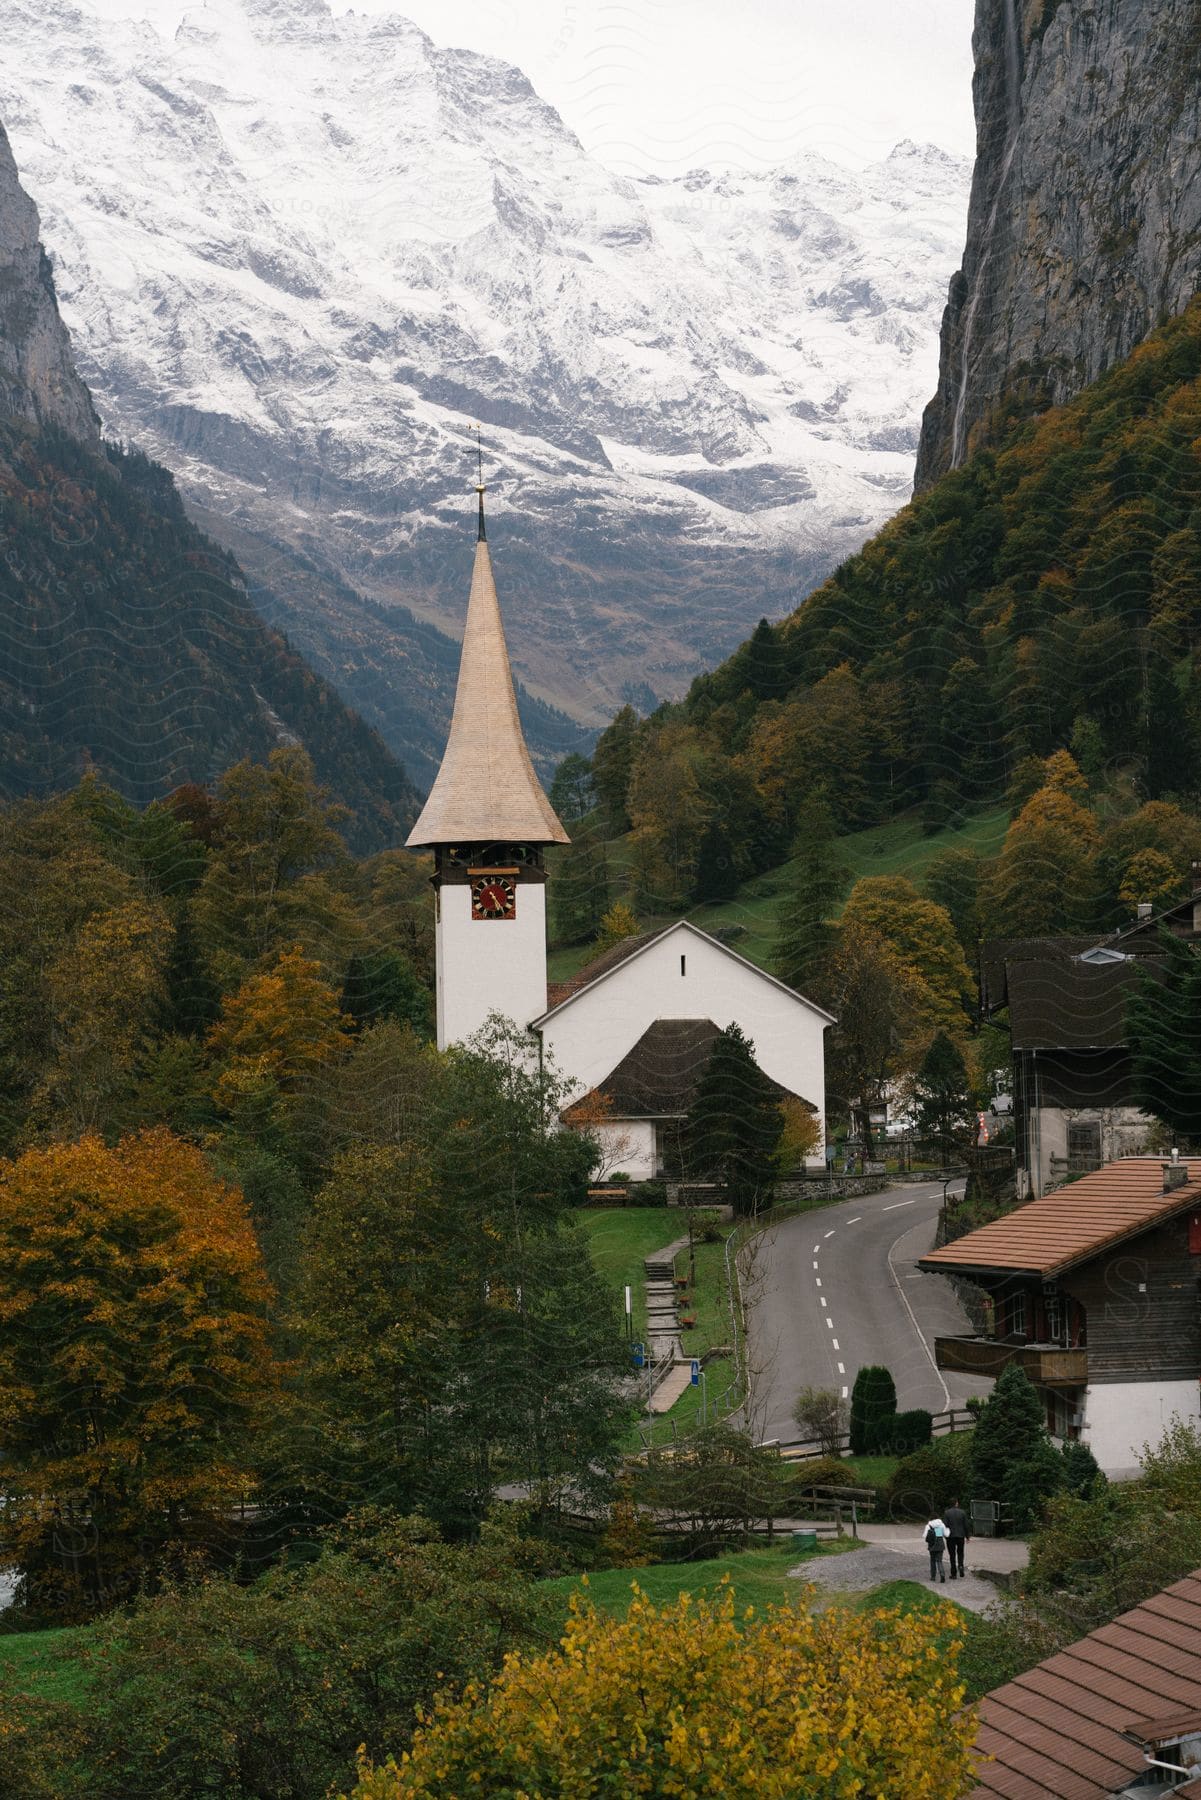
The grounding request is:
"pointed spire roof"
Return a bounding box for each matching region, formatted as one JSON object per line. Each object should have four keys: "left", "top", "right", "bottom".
{"left": 407, "top": 490, "right": 569, "bottom": 847}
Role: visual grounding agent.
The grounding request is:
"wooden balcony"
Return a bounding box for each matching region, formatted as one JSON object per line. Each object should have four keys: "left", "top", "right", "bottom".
{"left": 935, "top": 1337, "right": 1088, "bottom": 1387}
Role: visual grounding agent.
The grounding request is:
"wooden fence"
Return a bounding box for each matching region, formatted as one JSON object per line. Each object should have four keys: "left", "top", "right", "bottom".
{"left": 757, "top": 1406, "right": 975, "bottom": 1465}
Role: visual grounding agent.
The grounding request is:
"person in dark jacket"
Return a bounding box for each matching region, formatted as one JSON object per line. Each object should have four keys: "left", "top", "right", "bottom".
{"left": 943, "top": 1499, "right": 970, "bottom": 1578}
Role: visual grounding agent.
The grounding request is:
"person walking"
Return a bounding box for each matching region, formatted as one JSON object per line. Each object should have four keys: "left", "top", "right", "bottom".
{"left": 943, "top": 1499, "right": 970, "bottom": 1579}
{"left": 924, "top": 1516, "right": 948, "bottom": 1583}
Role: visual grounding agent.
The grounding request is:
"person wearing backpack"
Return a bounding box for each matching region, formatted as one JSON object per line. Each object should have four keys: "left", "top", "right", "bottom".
{"left": 924, "top": 1516, "right": 948, "bottom": 1583}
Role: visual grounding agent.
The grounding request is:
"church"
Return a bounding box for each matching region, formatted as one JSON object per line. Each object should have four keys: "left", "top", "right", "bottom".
{"left": 406, "top": 481, "right": 832, "bottom": 1179}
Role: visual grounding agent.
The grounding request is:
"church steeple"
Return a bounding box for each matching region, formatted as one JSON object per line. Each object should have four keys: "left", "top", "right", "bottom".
{"left": 406, "top": 479, "right": 568, "bottom": 849}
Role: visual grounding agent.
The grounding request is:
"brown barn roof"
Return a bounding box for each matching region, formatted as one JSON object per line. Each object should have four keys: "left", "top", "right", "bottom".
{"left": 1004, "top": 953, "right": 1157, "bottom": 1050}
{"left": 920, "top": 1157, "right": 1201, "bottom": 1278}
{"left": 968, "top": 1570, "right": 1201, "bottom": 1800}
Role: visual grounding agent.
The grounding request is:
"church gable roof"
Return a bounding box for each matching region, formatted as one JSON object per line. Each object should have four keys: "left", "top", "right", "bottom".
{"left": 535, "top": 919, "right": 835, "bottom": 1027}
{"left": 407, "top": 517, "right": 568, "bottom": 848}
{"left": 561, "top": 1017, "right": 810, "bottom": 1123}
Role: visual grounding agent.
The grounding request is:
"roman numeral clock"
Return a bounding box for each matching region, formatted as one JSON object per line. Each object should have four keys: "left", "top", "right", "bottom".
{"left": 470, "top": 867, "right": 518, "bottom": 921}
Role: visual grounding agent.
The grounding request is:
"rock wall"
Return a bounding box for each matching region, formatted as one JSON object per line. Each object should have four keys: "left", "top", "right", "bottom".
{"left": 0, "top": 120, "right": 97, "bottom": 442}
{"left": 915, "top": 0, "right": 1201, "bottom": 489}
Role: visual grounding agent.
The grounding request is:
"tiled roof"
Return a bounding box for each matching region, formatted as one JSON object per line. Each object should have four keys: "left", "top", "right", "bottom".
{"left": 544, "top": 930, "right": 660, "bottom": 1010}
{"left": 969, "top": 1569, "right": 1201, "bottom": 1800}
{"left": 561, "top": 1017, "right": 806, "bottom": 1122}
{"left": 920, "top": 1157, "right": 1201, "bottom": 1278}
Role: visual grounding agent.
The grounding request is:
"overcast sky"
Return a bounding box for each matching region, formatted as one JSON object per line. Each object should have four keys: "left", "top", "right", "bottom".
{"left": 84, "top": 0, "right": 977, "bottom": 175}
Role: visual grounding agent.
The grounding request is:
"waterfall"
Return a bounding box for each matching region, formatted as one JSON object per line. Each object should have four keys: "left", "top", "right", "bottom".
{"left": 949, "top": 0, "right": 1023, "bottom": 469}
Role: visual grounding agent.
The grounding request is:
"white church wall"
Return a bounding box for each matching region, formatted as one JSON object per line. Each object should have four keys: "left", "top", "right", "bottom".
{"left": 436, "top": 880, "right": 549, "bottom": 1050}
{"left": 595, "top": 1121, "right": 657, "bottom": 1182}
{"left": 541, "top": 923, "right": 828, "bottom": 1144}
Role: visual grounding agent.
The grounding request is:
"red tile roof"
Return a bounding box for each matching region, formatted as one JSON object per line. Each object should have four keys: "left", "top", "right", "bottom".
{"left": 969, "top": 1570, "right": 1201, "bottom": 1800}
{"left": 920, "top": 1157, "right": 1201, "bottom": 1278}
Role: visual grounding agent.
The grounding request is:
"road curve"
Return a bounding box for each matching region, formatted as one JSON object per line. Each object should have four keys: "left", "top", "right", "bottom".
{"left": 743, "top": 1181, "right": 992, "bottom": 1445}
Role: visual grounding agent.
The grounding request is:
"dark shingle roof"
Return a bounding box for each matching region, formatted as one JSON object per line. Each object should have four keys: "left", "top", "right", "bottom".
{"left": 561, "top": 1018, "right": 810, "bottom": 1122}
{"left": 1004, "top": 953, "right": 1159, "bottom": 1050}
{"left": 969, "top": 1569, "right": 1201, "bottom": 1800}
{"left": 545, "top": 930, "right": 660, "bottom": 1010}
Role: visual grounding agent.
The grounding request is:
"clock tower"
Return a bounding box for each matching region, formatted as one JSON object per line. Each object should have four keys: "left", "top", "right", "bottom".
{"left": 406, "top": 481, "right": 568, "bottom": 1050}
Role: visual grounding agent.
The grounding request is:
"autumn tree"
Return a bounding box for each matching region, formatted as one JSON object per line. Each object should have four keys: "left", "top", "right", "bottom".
{"left": 35, "top": 895, "right": 171, "bottom": 1135}
{"left": 840, "top": 876, "right": 973, "bottom": 1035}
{"left": 628, "top": 722, "right": 709, "bottom": 908}
{"left": 348, "top": 1584, "right": 976, "bottom": 1800}
{"left": 594, "top": 899, "right": 641, "bottom": 956}
{"left": 981, "top": 781, "right": 1101, "bottom": 936}
{"left": 820, "top": 921, "right": 925, "bottom": 1160}
{"left": 0, "top": 1130, "right": 277, "bottom": 1616}
{"left": 208, "top": 945, "right": 351, "bottom": 1111}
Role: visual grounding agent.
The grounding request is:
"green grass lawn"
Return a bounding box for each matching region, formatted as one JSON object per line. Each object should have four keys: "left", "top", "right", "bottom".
{"left": 542, "top": 1537, "right": 863, "bottom": 1624}
{"left": 576, "top": 1206, "right": 680, "bottom": 1341}
{"left": 0, "top": 1623, "right": 93, "bottom": 1703}
{"left": 673, "top": 1227, "right": 734, "bottom": 1357}
{"left": 841, "top": 1454, "right": 900, "bottom": 1488}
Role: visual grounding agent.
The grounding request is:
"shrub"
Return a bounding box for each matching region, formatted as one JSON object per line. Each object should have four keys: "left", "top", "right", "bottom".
{"left": 880, "top": 1433, "right": 974, "bottom": 1521}
{"left": 8, "top": 1511, "right": 554, "bottom": 1800}
{"left": 629, "top": 1180, "right": 667, "bottom": 1206}
{"left": 885, "top": 1409, "right": 933, "bottom": 1457}
{"left": 849, "top": 1365, "right": 897, "bottom": 1455}
{"left": 792, "top": 1385, "right": 848, "bottom": 1457}
{"left": 1060, "top": 1439, "right": 1105, "bottom": 1499}
{"left": 347, "top": 1585, "right": 977, "bottom": 1800}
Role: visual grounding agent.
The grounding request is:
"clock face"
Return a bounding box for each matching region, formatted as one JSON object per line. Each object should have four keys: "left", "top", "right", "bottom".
{"left": 470, "top": 869, "right": 518, "bottom": 921}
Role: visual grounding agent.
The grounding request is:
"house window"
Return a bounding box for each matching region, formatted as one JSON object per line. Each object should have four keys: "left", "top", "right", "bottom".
{"left": 1067, "top": 1120, "right": 1102, "bottom": 1171}
{"left": 1044, "top": 1294, "right": 1062, "bottom": 1344}
{"left": 1005, "top": 1292, "right": 1027, "bottom": 1338}
{"left": 680, "top": 955, "right": 686, "bottom": 976}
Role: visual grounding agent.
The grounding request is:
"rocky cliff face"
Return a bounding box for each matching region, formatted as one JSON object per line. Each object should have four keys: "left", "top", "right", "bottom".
{"left": 916, "top": 0, "right": 1201, "bottom": 489}
{"left": 0, "top": 120, "right": 96, "bottom": 441}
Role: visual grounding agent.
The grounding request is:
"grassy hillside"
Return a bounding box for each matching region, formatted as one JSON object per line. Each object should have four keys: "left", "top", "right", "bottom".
{"left": 549, "top": 802, "right": 1010, "bottom": 982}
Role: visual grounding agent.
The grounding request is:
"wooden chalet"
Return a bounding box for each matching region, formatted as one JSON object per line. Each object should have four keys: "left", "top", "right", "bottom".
{"left": 920, "top": 1157, "right": 1201, "bottom": 1474}
{"left": 982, "top": 866, "right": 1201, "bottom": 1197}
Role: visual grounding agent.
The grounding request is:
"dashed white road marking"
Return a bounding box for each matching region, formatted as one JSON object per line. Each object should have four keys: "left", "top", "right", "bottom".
{"left": 837, "top": 1362, "right": 845, "bottom": 1375}
{"left": 841, "top": 1384, "right": 848, "bottom": 1398}
{"left": 820, "top": 1297, "right": 827, "bottom": 1308}
{"left": 883, "top": 1200, "right": 916, "bottom": 1212}
{"left": 824, "top": 1229, "right": 835, "bottom": 1238}
{"left": 815, "top": 1278, "right": 822, "bottom": 1288}
{"left": 845, "top": 1216, "right": 861, "bottom": 1224}
{"left": 812, "top": 1243, "right": 821, "bottom": 1254}
{"left": 812, "top": 1259, "right": 819, "bottom": 1270}
{"left": 831, "top": 1338, "right": 840, "bottom": 1350}
{"left": 825, "top": 1316, "right": 834, "bottom": 1329}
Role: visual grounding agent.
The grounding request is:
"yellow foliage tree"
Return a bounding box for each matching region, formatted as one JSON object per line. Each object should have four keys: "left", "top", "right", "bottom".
{"left": 346, "top": 1583, "right": 976, "bottom": 1799}
{"left": 840, "top": 875, "right": 974, "bottom": 1041}
{"left": 981, "top": 782, "right": 1101, "bottom": 936}
{"left": 0, "top": 1129, "right": 277, "bottom": 1616}
{"left": 593, "top": 900, "right": 641, "bottom": 957}
{"left": 208, "top": 944, "right": 352, "bottom": 1110}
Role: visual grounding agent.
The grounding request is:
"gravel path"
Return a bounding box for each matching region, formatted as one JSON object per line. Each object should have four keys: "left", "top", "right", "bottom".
{"left": 793, "top": 1542, "right": 1007, "bottom": 1615}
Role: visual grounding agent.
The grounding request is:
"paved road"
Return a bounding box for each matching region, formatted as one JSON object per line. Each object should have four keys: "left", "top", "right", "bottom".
{"left": 744, "top": 1181, "right": 993, "bottom": 1444}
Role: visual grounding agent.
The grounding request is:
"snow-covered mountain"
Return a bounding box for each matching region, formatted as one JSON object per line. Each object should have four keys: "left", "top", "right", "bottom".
{"left": 2, "top": 0, "right": 969, "bottom": 783}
